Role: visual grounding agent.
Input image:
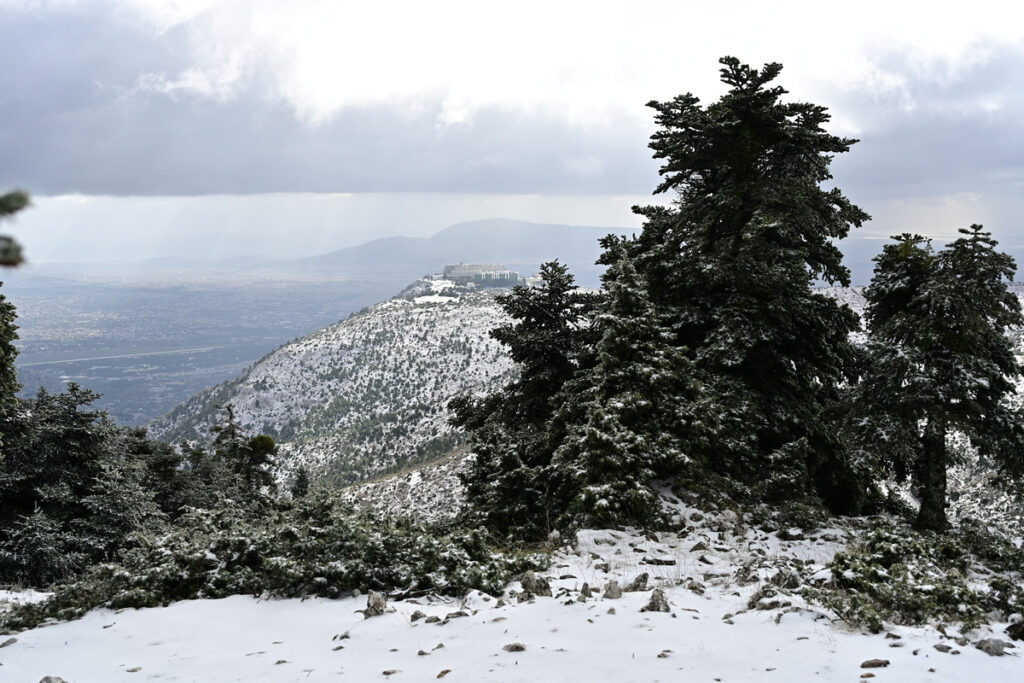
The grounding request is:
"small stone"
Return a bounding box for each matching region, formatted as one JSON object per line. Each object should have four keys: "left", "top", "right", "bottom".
{"left": 657, "top": 651, "right": 671, "bottom": 658}
{"left": 495, "top": 598, "right": 506, "bottom": 608}
{"left": 697, "top": 555, "right": 715, "bottom": 565}
{"left": 520, "top": 571, "right": 552, "bottom": 597}
{"left": 0, "top": 637, "right": 17, "bottom": 648}
{"left": 275, "top": 660, "right": 288, "bottom": 665}
{"left": 126, "top": 667, "right": 142, "bottom": 673}
{"left": 580, "top": 583, "right": 592, "bottom": 598}
{"left": 352, "top": 588, "right": 362, "bottom": 598}
{"left": 933, "top": 643, "right": 951, "bottom": 653}
{"left": 383, "top": 670, "right": 399, "bottom": 676}
{"left": 607, "top": 607, "right": 616, "bottom": 615}
{"left": 433, "top": 643, "right": 445, "bottom": 650}
{"left": 437, "top": 671, "right": 451, "bottom": 679}
{"left": 689, "top": 512, "right": 705, "bottom": 522}
{"left": 1007, "top": 622, "right": 1024, "bottom": 641}
{"left": 885, "top": 633, "right": 901, "bottom": 640}
{"left": 603, "top": 580, "right": 623, "bottom": 599}
{"left": 889, "top": 642, "right": 905, "bottom": 648}
{"left": 624, "top": 573, "right": 649, "bottom": 592}
{"left": 364, "top": 591, "right": 387, "bottom": 618}
{"left": 640, "top": 588, "right": 671, "bottom": 613}
{"left": 444, "top": 610, "right": 469, "bottom": 620}
{"left": 860, "top": 659, "right": 889, "bottom": 668}
{"left": 425, "top": 615, "right": 441, "bottom": 623}
{"left": 690, "top": 541, "right": 709, "bottom": 552}
{"left": 975, "top": 639, "right": 1010, "bottom": 657}
{"left": 418, "top": 650, "right": 430, "bottom": 656}
{"left": 503, "top": 643, "right": 526, "bottom": 652}
{"left": 411, "top": 610, "right": 427, "bottom": 622}
{"left": 39, "top": 678, "right": 68, "bottom": 683}
{"left": 860, "top": 674, "right": 875, "bottom": 679}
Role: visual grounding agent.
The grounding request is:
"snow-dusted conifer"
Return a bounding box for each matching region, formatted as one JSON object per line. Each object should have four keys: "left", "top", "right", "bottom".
{"left": 452, "top": 261, "right": 599, "bottom": 536}
{"left": 551, "top": 250, "right": 709, "bottom": 524}
{"left": 858, "top": 226, "right": 1024, "bottom": 531}
{"left": 620, "top": 57, "right": 867, "bottom": 510}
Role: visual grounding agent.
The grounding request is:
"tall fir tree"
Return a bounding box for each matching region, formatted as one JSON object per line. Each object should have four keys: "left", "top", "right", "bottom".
{"left": 857, "top": 226, "right": 1024, "bottom": 531}
{"left": 452, "top": 261, "right": 600, "bottom": 536}
{"left": 619, "top": 57, "right": 869, "bottom": 510}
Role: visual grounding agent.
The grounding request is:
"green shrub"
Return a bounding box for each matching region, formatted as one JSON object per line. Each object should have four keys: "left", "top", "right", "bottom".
{"left": 805, "top": 520, "right": 1023, "bottom": 633}
{"left": 1, "top": 492, "right": 544, "bottom": 632}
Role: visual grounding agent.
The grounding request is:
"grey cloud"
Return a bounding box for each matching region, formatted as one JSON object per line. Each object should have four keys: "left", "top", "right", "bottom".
{"left": 0, "top": 9, "right": 659, "bottom": 195}
{"left": 3, "top": 8, "right": 1024, "bottom": 206}
{"left": 827, "top": 47, "right": 1024, "bottom": 202}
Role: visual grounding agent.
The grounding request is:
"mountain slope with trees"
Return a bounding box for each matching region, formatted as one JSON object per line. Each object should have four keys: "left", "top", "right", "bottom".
{"left": 149, "top": 282, "right": 515, "bottom": 485}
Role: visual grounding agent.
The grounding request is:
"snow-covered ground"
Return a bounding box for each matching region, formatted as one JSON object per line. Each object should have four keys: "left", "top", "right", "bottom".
{"left": 3, "top": 503, "right": 1018, "bottom": 682}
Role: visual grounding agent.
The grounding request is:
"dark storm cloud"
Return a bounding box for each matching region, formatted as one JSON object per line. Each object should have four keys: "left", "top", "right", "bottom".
{"left": 3, "top": 8, "right": 1023, "bottom": 201}
{"left": 0, "top": 8, "right": 658, "bottom": 195}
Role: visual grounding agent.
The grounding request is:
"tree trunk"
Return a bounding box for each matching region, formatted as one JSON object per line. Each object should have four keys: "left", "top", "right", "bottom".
{"left": 915, "top": 415, "right": 948, "bottom": 533}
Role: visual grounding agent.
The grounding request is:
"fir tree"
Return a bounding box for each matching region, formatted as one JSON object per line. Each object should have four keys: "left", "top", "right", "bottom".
{"left": 858, "top": 226, "right": 1024, "bottom": 531}
{"left": 452, "top": 261, "right": 600, "bottom": 536}
{"left": 210, "top": 405, "right": 278, "bottom": 498}
{"left": 550, "top": 249, "right": 716, "bottom": 525}
{"left": 291, "top": 465, "right": 311, "bottom": 498}
{"left": 620, "top": 57, "right": 869, "bottom": 510}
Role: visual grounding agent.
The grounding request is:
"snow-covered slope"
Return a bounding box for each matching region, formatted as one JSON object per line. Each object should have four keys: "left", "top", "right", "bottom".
{"left": 149, "top": 280, "right": 514, "bottom": 484}
{"left": 3, "top": 501, "right": 1020, "bottom": 682}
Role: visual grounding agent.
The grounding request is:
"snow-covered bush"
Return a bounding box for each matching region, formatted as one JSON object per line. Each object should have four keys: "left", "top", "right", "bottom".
{"left": 0, "top": 491, "right": 544, "bottom": 631}
{"left": 805, "top": 519, "right": 1024, "bottom": 633}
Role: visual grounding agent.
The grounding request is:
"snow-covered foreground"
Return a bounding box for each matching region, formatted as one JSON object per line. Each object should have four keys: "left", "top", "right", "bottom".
{"left": 3, "top": 511, "right": 1019, "bottom": 682}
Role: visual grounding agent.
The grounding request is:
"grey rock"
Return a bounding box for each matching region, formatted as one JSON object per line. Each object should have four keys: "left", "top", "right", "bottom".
{"left": 860, "top": 659, "right": 890, "bottom": 668}
{"left": 640, "top": 588, "right": 671, "bottom": 613}
{"left": 503, "top": 643, "right": 526, "bottom": 652}
{"left": 364, "top": 590, "right": 387, "bottom": 618}
{"left": 624, "top": 573, "right": 649, "bottom": 592}
{"left": 547, "top": 530, "right": 562, "bottom": 548}
{"left": 410, "top": 610, "right": 427, "bottom": 622}
{"left": 0, "top": 637, "right": 17, "bottom": 648}
{"left": 603, "top": 580, "right": 623, "bottom": 599}
{"left": 39, "top": 678, "right": 69, "bottom": 683}
{"left": 579, "top": 582, "right": 592, "bottom": 599}
{"left": 424, "top": 615, "right": 441, "bottom": 623}
{"left": 520, "top": 571, "right": 552, "bottom": 597}
{"left": 975, "top": 639, "right": 1010, "bottom": 657}
{"left": 933, "top": 643, "right": 952, "bottom": 653}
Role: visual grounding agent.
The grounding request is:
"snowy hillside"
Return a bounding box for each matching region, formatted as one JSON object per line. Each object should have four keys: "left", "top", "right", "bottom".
{"left": 149, "top": 279, "right": 514, "bottom": 484}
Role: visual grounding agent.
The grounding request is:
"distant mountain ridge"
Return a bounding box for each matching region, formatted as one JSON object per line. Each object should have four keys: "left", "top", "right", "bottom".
{"left": 304, "top": 218, "right": 633, "bottom": 286}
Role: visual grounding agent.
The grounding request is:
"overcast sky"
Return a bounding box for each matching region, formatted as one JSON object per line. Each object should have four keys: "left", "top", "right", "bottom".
{"left": 2, "top": 0, "right": 1023, "bottom": 278}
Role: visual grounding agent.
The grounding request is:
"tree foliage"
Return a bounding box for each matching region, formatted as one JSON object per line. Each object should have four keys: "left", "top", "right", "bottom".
{"left": 451, "top": 261, "right": 600, "bottom": 535}
{"left": 855, "top": 226, "right": 1024, "bottom": 531}
{"left": 617, "top": 57, "right": 869, "bottom": 510}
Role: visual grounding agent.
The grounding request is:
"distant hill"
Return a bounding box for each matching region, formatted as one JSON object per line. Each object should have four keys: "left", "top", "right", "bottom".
{"left": 303, "top": 218, "right": 634, "bottom": 286}
{"left": 149, "top": 281, "right": 515, "bottom": 485}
